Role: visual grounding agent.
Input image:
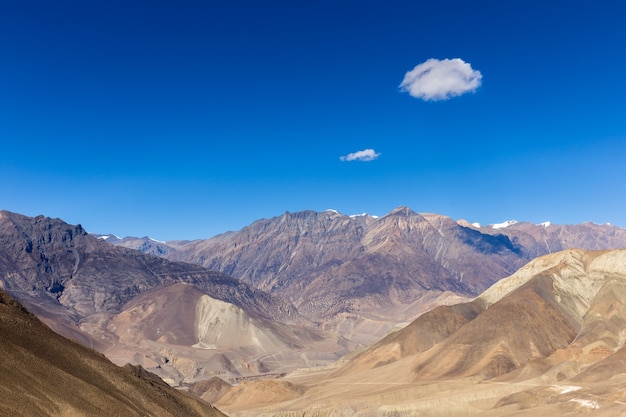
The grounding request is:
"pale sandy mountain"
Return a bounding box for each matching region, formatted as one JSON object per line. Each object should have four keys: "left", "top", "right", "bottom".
{"left": 104, "top": 282, "right": 347, "bottom": 385}
{"left": 213, "top": 249, "right": 626, "bottom": 417}
{"left": 0, "top": 289, "right": 226, "bottom": 417}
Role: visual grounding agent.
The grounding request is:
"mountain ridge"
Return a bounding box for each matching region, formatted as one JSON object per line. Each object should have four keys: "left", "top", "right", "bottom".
{"left": 149, "top": 207, "right": 626, "bottom": 343}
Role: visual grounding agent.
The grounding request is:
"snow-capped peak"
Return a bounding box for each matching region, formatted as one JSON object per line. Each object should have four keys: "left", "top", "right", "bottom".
{"left": 148, "top": 237, "right": 166, "bottom": 244}
{"left": 472, "top": 222, "right": 482, "bottom": 228}
{"left": 98, "top": 234, "right": 121, "bottom": 240}
{"left": 539, "top": 221, "right": 551, "bottom": 228}
{"left": 325, "top": 209, "right": 340, "bottom": 215}
{"left": 491, "top": 220, "right": 518, "bottom": 229}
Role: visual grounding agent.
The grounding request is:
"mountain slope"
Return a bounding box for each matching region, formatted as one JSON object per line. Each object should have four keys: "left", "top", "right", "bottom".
{"left": 0, "top": 290, "right": 226, "bottom": 417}
{"left": 214, "top": 249, "right": 626, "bottom": 417}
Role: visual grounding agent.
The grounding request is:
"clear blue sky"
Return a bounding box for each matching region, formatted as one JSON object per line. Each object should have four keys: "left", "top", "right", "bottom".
{"left": 2, "top": 0, "right": 625, "bottom": 240}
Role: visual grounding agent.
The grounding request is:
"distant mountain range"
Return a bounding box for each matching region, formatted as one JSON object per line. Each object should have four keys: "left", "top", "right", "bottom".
{"left": 103, "top": 207, "right": 626, "bottom": 344}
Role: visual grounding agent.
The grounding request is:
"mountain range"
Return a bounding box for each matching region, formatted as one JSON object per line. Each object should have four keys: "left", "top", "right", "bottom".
{"left": 3, "top": 207, "right": 626, "bottom": 415}
{"left": 108, "top": 207, "right": 626, "bottom": 345}
{"left": 0, "top": 210, "right": 344, "bottom": 386}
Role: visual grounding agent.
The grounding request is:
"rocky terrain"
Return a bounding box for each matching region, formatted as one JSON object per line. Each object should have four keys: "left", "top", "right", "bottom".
{"left": 156, "top": 207, "right": 626, "bottom": 343}
{"left": 0, "top": 289, "right": 226, "bottom": 417}
{"left": 213, "top": 249, "right": 626, "bottom": 416}
{"left": 0, "top": 210, "right": 344, "bottom": 384}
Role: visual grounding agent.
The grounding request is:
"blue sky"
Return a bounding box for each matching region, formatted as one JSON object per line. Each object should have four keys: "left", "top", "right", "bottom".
{"left": 2, "top": 0, "right": 625, "bottom": 240}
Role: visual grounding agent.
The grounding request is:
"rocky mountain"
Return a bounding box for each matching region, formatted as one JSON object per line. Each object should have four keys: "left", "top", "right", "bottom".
{"left": 158, "top": 207, "right": 626, "bottom": 343}
{"left": 214, "top": 249, "right": 626, "bottom": 417}
{"left": 0, "top": 210, "right": 301, "bottom": 324}
{"left": 0, "top": 289, "right": 226, "bottom": 417}
{"left": 0, "top": 210, "right": 343, "bottom": 384}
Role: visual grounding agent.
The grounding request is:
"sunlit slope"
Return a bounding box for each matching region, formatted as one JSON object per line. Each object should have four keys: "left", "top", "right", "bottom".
{"left": 215, "top": 249, "right": 626, "bottom": 416}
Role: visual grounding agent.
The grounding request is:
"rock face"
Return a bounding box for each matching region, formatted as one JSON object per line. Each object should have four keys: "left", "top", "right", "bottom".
{"left": 162, "top": 208, "right": 626, "bottom": 341}
{"left": 0, "top": 289, "right": 227, "bottom": 417}
{"left": 0, "top": 210, "right": 342, "bottom": 384}
{"left": 215, "top": 249, "right": 626, "bottom": 417}
{"left": 0, "top": 210, "right": 297, "bottom": 325}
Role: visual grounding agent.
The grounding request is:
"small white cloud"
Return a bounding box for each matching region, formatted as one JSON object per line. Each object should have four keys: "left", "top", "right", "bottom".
{"left": 399, "top": 58, "right": 482, "bottom": 101}
{"left": 340, "top": 148, "right": 381, "bottom": 162}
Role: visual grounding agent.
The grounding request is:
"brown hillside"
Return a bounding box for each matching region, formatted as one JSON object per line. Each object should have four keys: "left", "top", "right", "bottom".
{"left": 0, "top": 290, "right": 226, "bottom": 417}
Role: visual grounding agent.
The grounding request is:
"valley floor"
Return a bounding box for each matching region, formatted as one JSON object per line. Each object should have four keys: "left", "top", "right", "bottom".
{"left": 216, "top": 365, "right": 626, "bottom": 417}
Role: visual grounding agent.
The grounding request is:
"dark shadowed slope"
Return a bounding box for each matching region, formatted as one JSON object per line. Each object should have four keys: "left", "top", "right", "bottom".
{"left": 0, "top": 290, "right": 227, "bottom": 417}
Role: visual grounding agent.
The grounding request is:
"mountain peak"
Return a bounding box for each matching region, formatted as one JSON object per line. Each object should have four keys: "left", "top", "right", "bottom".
{"left": 386, "top": 206, "right": 418, "bottom": 217}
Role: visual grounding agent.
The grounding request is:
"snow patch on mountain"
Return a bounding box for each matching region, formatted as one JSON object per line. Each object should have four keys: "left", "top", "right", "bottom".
{"left": 350, "top": 213, "right": 368, "bottom": 218}
{"left": 491, "top": 220, "right": 518, "bottom": 229}
{"left": 99, "top": 234, "right": 121, "bottom": 240}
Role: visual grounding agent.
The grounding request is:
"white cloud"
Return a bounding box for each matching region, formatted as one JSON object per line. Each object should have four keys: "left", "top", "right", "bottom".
{"left": 399, "top": 58, "right": 482, "bottom": 101}
{"left": 340, "top": 148, "right": 381, "bottom": 162}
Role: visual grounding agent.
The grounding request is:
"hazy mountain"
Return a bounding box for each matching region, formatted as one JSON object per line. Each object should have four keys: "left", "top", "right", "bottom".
{"left": 214, "top": 249, "right": 626, "bottom": 417}
{"left": 0, "top": 289, "right": 226, "bottom": 417}
{"left": 93, "top": 233, "right": 179, "bottom": 256}
{"left": 469, "top": 219, "right": 626, "bottom": 259}
{"left": 0, "top": 210, "right": 344, "bottom": 384}
{"left": 159, "top": 207, "right": 626, "bottom": 343}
